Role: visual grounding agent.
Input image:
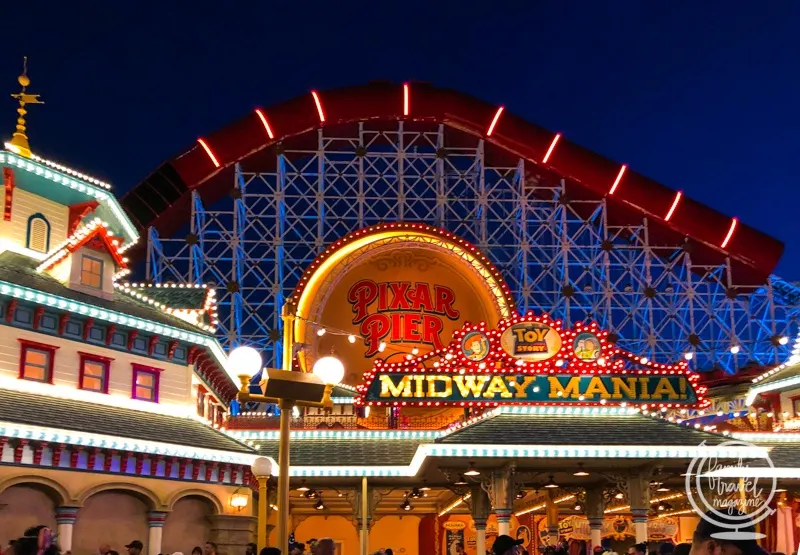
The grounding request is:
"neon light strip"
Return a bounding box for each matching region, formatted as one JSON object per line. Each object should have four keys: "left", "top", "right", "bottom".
{"left": 732, "top": 432, "right": 800, "bottom": 443}
{"left": 665, "top": 191, "right": 682, "bottom": 221}
{"left": 0, "top": 421, "right": 255, "bottom": 464}
{"left": 311, "top": 91, "right": 326, "bottom": 123}
{"left": 255, "top": 109, "right": 275, "bottom": 139}
{"left": 486, "top": 107, "right": 504, "bottom": 137}
{"left": 284, "top": 443, "right": 767, "bottom": 477}
{"left": 542, "top": 134, "right": 561, "bottom": 163}
{"left": 0, "top": 152, "right": 139, "bottom": 243}
{"left": 197, "top": 139, "right": 220, "bottom": 168}
{"left": 403, "top": 83, "right": 410, "bottom": 116}
{"left": 439, "top": 493, "right": 470, "bottom": 516}
{"left": 721, "top": 217, "right": 737, "bottom": 248}
{"left": 609, "top": 165, "right": 627, "bottom": 195}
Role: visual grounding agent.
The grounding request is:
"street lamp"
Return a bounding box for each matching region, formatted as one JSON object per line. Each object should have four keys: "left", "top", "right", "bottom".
{"left": 231, "top": 345, "right": 344, "bottom": 554}
{"left": 251, "top": 456, "right": 273, "bottom": 550}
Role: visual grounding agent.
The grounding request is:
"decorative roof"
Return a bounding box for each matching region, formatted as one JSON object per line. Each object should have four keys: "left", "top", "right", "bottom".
{"left": 113, "top": 282, "right": 218, "bottom": 332}
{"left": 36, "top": 218, "right": 127, "bottom": 272}
{"left": 437, "top": 412, "right": 729, "bottom": 446}
{"left": 2, "top": 251, "right": 207, "bottom": 334}
{"left": 255, "top": 438, "right": 422, "bottom": 466}
{"left": 0, "top": 389, "right": 252, "bottom": 455}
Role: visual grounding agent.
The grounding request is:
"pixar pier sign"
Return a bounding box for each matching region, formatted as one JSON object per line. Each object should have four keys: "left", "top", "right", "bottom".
{"left": 355, "top": 314, "right": 706, "bottom": 409}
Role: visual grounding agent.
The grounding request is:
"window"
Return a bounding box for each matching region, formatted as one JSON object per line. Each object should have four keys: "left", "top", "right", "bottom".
{"left": 131, "top": 364, "right": 162, "bottom": 402}
{"left": 79, "top": 352, "right": 112, "bottom": 393}
{"left": 18, "top": 339, "right": 58, "bottom": 383}
{"left": 80, "top": 255, "right": 103, "bottom": 289}
{"left": 26, "top": 214, "right": 51, "bottom": 253}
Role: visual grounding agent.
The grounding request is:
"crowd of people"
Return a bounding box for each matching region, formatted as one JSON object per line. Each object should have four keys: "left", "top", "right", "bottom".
{"left": 0, "top": 511, "right": 780, "bottom": 555}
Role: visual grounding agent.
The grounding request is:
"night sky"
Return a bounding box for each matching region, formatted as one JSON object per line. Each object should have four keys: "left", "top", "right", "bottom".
{"left": 2, "top": 2, "right": 798, "bottom": 278}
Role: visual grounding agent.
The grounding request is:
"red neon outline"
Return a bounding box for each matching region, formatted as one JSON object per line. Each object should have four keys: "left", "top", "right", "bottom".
{"left": 721, "top": 218, "right": 738, "bottom": 249}
{"left": 311, "top": 91, "right": 326, "bottom": 123}
{"left": 665, "top": 191, "right": 682, "bottom": 221}
{"left": 608, "top": 165, "right": 627, "bottom": 195}
{"left": 403, "top": 83, "right": 410, "bottom": 116}
{"left": 542, "top": 134, "right": 561, "bottom": 164}
{"left": 255, "top": 109, "right": 275, "bottom": 139}
{"left": 486, "top": 107, "right": 504, "bottom": 137}
{"left": 197, "top": 139, "right": 220, "bottom": 168}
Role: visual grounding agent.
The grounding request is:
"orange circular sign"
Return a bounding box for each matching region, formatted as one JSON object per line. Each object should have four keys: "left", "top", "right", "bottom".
{"left": 292, "top": 226, "right": 513, "bottom": 385}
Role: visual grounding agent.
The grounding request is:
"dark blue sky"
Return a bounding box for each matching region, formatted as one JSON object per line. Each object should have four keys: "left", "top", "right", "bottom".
{"left": 3, "top": 2, "right": 798, "bottom": 278}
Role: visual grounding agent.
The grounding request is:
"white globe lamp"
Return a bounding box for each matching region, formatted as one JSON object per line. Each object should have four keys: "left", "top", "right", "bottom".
{"left": 229, "top": 346, "right": 263, "bottom": 378}
{"left": 251, "top": 456, "right": 273, "bottom": 478}
{"left": 312, "top": 356, "right": 345, "bottom": 385}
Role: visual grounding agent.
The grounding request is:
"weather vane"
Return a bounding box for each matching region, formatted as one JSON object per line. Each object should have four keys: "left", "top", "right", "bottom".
{"left": 7, "top": 56, "right": 44, "bottom": 158}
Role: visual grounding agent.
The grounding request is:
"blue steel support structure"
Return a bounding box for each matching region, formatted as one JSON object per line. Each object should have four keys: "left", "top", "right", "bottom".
{"left": 144, "top": 121, "right": 800, "bottom": 373}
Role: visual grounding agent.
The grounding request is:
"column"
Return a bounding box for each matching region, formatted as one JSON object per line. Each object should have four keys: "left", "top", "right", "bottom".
{"left": 489, "top": 469, "right": 514, "bottom": 536}
{"left": 55, "top": 506, "right": 79, "bottom": 553}
{"left": 545, "top": 492, "right": 559, "bottom": 544}
{"left": 627, "top": 473, "right": 650, "bottom": 543}
{"left": 585, "top": 488, "right": 604, "bottom": 552}
{"left": 471, "top": 485, "right": 490, "bottom": 555}
{"left": 147, "top": 511, "right": 167, "bottom": 555}
{"left": 360, "top": 477, "right": 369, "bottom": 555}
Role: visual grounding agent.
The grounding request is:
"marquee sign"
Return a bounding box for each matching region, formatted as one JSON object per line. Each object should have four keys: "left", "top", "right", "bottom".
{"left": 356, "top": 313, "right": 707, "bottom": 409}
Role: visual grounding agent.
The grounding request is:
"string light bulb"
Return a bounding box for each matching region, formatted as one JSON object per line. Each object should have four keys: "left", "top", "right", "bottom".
{"left": 348, "top": 335, "right": 357, "bottom": 343}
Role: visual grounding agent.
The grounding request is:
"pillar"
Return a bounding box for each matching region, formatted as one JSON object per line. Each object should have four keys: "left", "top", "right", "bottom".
{"left": 471, "top": 485, "right": 490, "bottom": 555}
{"left": 545, "top": 492, "right": 559, "bottom": 544}
{"left": 55, "top": 506, "right": 79, "bottom": 553}
{"left": 585, "top": 488, "right": 604, "bottom": 552}
{"left": 147, "top": 511, "right": 166, "bottom": 555}
{"left": 489, "top": 469, "right": 514, "bottom": 536}
{"left": 360, "top": 477, "right": 369, "bottom": 555}
{"left": 627, "top": 473, "right": 650, "bottom": 543}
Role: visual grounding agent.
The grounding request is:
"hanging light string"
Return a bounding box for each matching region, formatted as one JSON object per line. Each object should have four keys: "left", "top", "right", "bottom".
{"left": 293, "top": 314, "right": 420, "bottom": 358}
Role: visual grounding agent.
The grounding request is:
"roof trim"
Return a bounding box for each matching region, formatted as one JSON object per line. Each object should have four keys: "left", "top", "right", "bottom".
{"left": 124, "top": 82, "right": 783, "bottom": 278}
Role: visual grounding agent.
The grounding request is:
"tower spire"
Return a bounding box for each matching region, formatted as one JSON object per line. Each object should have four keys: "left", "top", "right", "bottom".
{"left": 7, "top": 57, "right": 44, "bottom": 158}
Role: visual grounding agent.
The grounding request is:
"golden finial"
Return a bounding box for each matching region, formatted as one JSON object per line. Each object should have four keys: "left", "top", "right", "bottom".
{"left": 7, "top": 57, "right": 44, "bottom": 158}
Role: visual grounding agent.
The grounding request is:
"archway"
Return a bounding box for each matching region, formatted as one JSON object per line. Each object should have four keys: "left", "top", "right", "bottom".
{"left": 163, "top": 494, "right": 220, "bottom": 555}
{"left": 0, "top": 477, "right": 67, "bottom": 544}
{"left": 73, "top": 485, "right": 158, "bottom": 554}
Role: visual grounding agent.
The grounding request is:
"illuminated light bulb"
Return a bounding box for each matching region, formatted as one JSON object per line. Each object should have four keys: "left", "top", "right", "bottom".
{"left": 316, "top": 328, "right": 326, "bottom": 336}
{"left": 555, "top": 359, "right": 564, "bottom": 367}
{"left": 378, "top": 342, "right": 387, "bottom": 353}
{"left": 411, "top": 347, "right": 419, "bottom": 355}
{"left": 684, "top": 352, "right": 693, "bottom": 360}
{"left": 779, "top": 336, "right": 789, "bottom": 345}
{"left": 640, "top": 357, "right": 649, "bottom": 364}
{"left": 348, "top": 335, "right": 357, "bottom": 343}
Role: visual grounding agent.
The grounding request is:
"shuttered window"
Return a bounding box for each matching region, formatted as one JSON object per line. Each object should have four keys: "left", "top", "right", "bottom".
{"left": 26, "top": 214, "right": 51, "bottom": 253}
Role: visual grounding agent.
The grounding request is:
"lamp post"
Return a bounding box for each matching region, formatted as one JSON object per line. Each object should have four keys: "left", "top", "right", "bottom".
{"left": 251, "top": 456, "right": 273, "bottom": 550}
{"left": 230, "top": 346, "right": 345, "bottom": 555}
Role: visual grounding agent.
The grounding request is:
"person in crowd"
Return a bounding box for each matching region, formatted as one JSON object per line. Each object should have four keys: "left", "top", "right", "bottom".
{"left": 260, "top": 548, "right": 281, "bottom": 555}
{"left": 385, "top": 549, "right": 393, "bottom": 555}
{"left": 312, "top": 539, "right": 335, "bottom": 555}
{"left": 689, "top": 512, "right": 768, "bottom": 555}
{"left": 192, "top": 547, "right": 203, "bottom": 555}
{"left": 126, "top": 541, "right": 144, "bottom": 555}
{"left": 246, "top": 544, "right": 258, "bottom": 555}
{"left": 628, "top": 544, "right": 647, "bottom": 555}
{"left": 492, "top": 535, "right": 525, "bottom": 555}
{"left": 205, "top": 543, "right": 218, "bottom": 555}
{"left": 108, "top": 551, "right": 120, "bottom": 555}
{"left": 99, "top": 545, "right": 111, "bottom": 555}
{"left": 659, "top": 544, "right": 675, "bottom": 555}
{"left": 289, "top": 544, "right": 305, "bottom": 555}
{"left": 673, "top": 545, "right": 690, "bottom": 555}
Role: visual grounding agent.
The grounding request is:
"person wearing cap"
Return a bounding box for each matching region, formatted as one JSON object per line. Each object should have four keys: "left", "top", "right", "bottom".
{"left": 492, "top": 535, "right": 524, "bottom": 555}
{"left": 126, "top": 541, "right": 143, "bottom": 555}
{"left": 628, "top": 544, "right": 647, "bottom": 555}
{"left": 689, "top": 512, "right": 769, "bottom": 555}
